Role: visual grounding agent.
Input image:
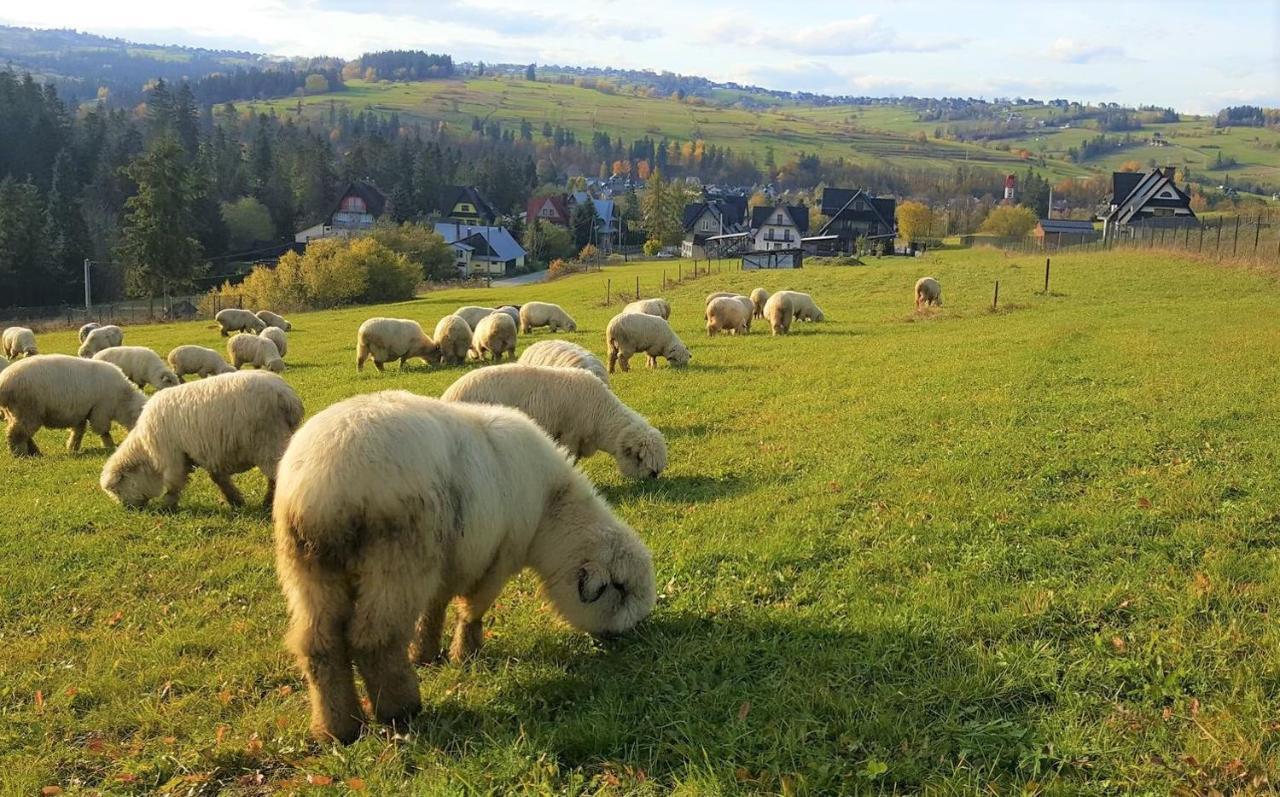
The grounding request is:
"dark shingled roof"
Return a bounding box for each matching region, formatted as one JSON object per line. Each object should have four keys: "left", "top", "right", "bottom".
{"left": 751, "top": 205, "right": 810, "bottom": 233}
{"left": 326, "top": 180, "right": 388, "bottom": 222}
{"left": 1038, "top": 219, "right": 1097, "bottom": 234}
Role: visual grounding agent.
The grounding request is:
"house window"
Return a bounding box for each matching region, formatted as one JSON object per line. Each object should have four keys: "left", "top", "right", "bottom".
{"left": 339, "top": 196, "right": 367, "bottom": 213}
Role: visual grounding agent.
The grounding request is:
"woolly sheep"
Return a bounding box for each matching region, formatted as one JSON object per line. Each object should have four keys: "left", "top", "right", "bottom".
{"left": 495, "top": 305, "right": 521, "bottom": 327}
{"left": 101, "top": 370, "right": 303, "bottom": 510}
{"left": 256, "top": 310, "right": 292, "bottom": 331}
{"left": 519, "top": 340, "right": 609, "bottom": 386}
{"left": 443, "top": 364, "right": 664, "bottom": 478}
{"left": 605, "top": 312, "right": 691, "bottom": 372}
{"left": 273, "top": 392, "right": 656, "bottom": 743}
{"left": 216, "top": 308, "right": 267, "bottom": 337}
{"left": 228, "top": 333, "right": 286, "bottom": 373}
{"left": 260, "top": 326, "right": 288, "bottom": 359}
{"left": 622, "top": 298, "right": 671, "bottom": 320}
{"left": 704, "top": 291, "right": 738, "bottom": 306}
{"left": 471, "top": 312, "right": 518, "bottom": 362}
{"left": 78, "top": 322, "right": 101, "bottom": 343}
{"left": 432, "top": 315, "right": 473, "bottom": 366}
{"left": 763, "top": 292, "right": 795, "bottom": 335}
{"left": 454, "top": 306, "right": 495, "bottom": 330}
{"left": 355, "top": 317, "right": 440, "bottom": 371}
{"left": 77, "top": 325, "right": 124, "bottom": 358}
{"left": 915, "top": 277, "right": 942, "bottom": 309}
{"left": 705, "top": 296, "right": 752, "bottom": 336}
{"left": 93, "top": 346, "right": 181, "bottom": 391}
{"left": 2, "top": 327, "right": 37, "bottom": 359}
{"left": 778, "top": 291, "right": 824, "bottom": 322}
{"left": 167, "top": 345, "right": 235, "bottom": 380}
{"left": 519, "top": 301, "right": 577, "bottom": 333}
{"left": 0, "top": 354, "right": 145, "bottom": 457}
{"left": 750, "top": 288, "right": 769, "bottom": 319}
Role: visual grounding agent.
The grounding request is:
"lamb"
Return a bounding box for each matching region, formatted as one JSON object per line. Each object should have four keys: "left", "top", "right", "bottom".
{"left": 495, "top": 305, "right": 521, "bottom": 327}
{"left": 228, "top": 333, "right": 286, "bottom": 373}
{"left": 605, "top": 312, "right": 691, "bottom": 372}
{"left": 0, "top": 354, "right": 146, "bottom": 457}
{"left": 705, "top": 296, "right": 752, "bottom": 336}
{"left": 622, "top": 298, "right": 671, "bottom": 320}
{"left": 432, "top": 315, "right": 473, "bottom": 366}
{"left": 763, "top": 292, "right": 795, "bottom": 335}
{"left": 779, "top": 291, "right": 824, "bottom": 322}
{"left": 272, "top": 392, "right": 656, "bottom": 743}
{"left": 256, "top": 310, "right": 292, "bottom": 331}
{"left": 915, "top": 277, "right": 943, "bottom": 309}
{"left": 355, "top": 317, "right": 440, "bottom": 371}
{"left": 101, "top": 370, "right": 303, "bottom": 510}
{"left": 519, "top": 301, "right": 577, "bottom": 333}
{"left": 78, "top": 322, "right": 101, "bottom": 343}
{"left": 260, "top": 326, "right": 288, "bottom": 359}
{"left": 471, "top": 312, "right": 518, "bottom": 362}
{"left": 443, "top": 364, "right": 664, "bottom": 478}
{"left": 2, "top": 327, "right": 37, "bottom": 359}
{"left": 77, "top": 325, "right": 124, "bottom": 358}
{"left": 519, "top": 340, "right": 609, "bottom": 386}
{"left": 215, "top": 308, "right": 267, "bottom": 337}
{"left": 750, "top": 288, "right": 769, "bottom": 319}
{"left": 454, "top": 306, "right": 495, "bottom": 330}
{"left": 167, "top": 345, "right": 235, "bottom": 380}
{"left": 93, "top": 346, "right": 181, "bottom": 391}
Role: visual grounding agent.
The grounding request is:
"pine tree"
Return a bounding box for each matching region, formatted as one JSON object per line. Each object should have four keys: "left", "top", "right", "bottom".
{"left": 44, "top": 149, "right": 90, "bottom": 299}
{"left": 172, "top": 82, "right": 201, "bottom": 160}
{"left": 116, "top": 137, "right": 204, "bottom": 295}
{"left": 0, "top": 177, "right": 51, "bottom": 306}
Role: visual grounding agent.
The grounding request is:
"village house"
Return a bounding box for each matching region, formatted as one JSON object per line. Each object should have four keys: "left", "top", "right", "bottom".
{"left": 751, "top": 204, "right": 809, "bottom": 251}
{"left": 431, "top": 221, "right": 527, "bottom": 276}
{"left": 680, "top": 197, "right": 749, "bottom": 258}
{"left": 1035, "top": 218, "right": 1099, "bottom": 249}
{"left": 817, "top": 187, "right": 896, "bottom": 255}
{"left": 1102, "top": 168, "right": 1197, "bottom": 240}
{"left": 568, "top": 192, "right": 624, "bottom": 251}
{"left": 294, "top": 180, "right": 389, "bottom": 244}
{"left": 526, "top": 195, "right": 572, "bottom": 228}
{"left": 440, "top": 186, "right": 500, "bottom": 225}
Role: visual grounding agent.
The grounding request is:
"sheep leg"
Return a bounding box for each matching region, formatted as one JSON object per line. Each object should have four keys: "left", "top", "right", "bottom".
{"left": 8, "top": 423, "right": 37, "bottom": 458}
{"left": 210, "top": 472, "right": 245, "bottom": 507}
{"left": 282, "top": 559, "right": 363, "bottom": 744}
{"left": 607, "top": 345, "right": 619, "bottom": 374}
{"left": 67, "top": 422, "right": 87, "bottom": 453}
{"left": 373, "top": 360, "right": 385, "bottom": 372}
{"left": 350, "top": 538, "right": 426, "bottom": 728}
{"left": 646, "top": 354, "right": 657, "bottom": 369}
{"left": 160, "top": 469, "right": 190, "bottom": 510}
{"left": 449, "top": 579, "right": 504, "bottom": 663}
{"left": 409, "top": 596, "right": 449, "bottom": 665}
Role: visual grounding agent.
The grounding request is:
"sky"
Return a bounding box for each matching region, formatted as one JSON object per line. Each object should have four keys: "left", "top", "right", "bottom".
{"left": 2, "top": 0, "right": 1277, "bottom": 114}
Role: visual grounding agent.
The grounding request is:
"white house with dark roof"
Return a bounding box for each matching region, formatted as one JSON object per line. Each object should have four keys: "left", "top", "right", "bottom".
{"left": 750, "top": 205, "right": 809, "bottom": 251}
{"left": 431, "top": 222, "right": 526, "bottom": 276}
{"left": 1103, "top": 168, "right": 1197, "bottom": 240}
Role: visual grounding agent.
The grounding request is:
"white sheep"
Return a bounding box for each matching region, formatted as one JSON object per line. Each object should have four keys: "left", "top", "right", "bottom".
{"left": 167, "top": 345, "right": 235, "bottom": 380}
{"left": 605, "top": 312, "right": 691, "bottom": 372}
{"left": 471, "top": 312, "right": 518, "bottom": 362}
{"left": 432, "top": 315, "right": 473, "bottom": 366}
{"left": 0, "top": 354, "right": 146, "bottom": 456}
{"left": 272, "top": 391, "right": 656, "bottom": 743}
{"left": 355, "top": 317, "right": 440, "bottom": 372}
{"left": 705, "top": 296, "right": 752, "bottom": 336}
{"left": 260, "top": 326, "right": 288, "bottom": 359}
{"left": 228, "top": 333, "right": 286, "bottom": 373}
{"left": 915, "top": 277, "right": 942, "bottom": 309}
{"left": 443, "top": 364, "right": 664, "bottom": 478}
{"left": 77, "top": 325, "right": 124, "bottom": 358}
{"left": 101, "top": 370, "right": 303, "bottom": 510}
{"left": 750, "top": 288, "right": 769, "bottom": 319}
{"left": 215, "top": 308, "right": 267, "bottom": 337}
{"left": 518, "top": 340, "right": 609, "bottom": 386}
{"left": 704, "top": 291, "right": 738, "bottom": 306}
{"left": 2, "top": 327, "right": 37, "bottom": 359}
{"left": 495, "top": 305, "right": 521, "bottom": 327}
{"left": 763, "top": 292, "right": 794, "bottom": 335}
{"left": 78, "top": 322, "right": 100, "bottom": 343}
{"left": 256, "top": 310, "right": 292, "bottom": 331}
{"left": 93, "top": 346, "right": 181, "bottom": 391}
{"left": 622, "top": 298, "right": 671, "bottom": 320}
{"left": 519, "top": 301, "right": 577, "bottom": 333}
{"left": 454, "top": 306, "right": 495, "bottom": 330}
{"left": 777, "top": 291, "right": 824, "bottom": 322}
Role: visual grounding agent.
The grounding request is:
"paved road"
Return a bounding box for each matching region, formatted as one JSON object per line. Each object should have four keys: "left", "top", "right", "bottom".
{"left": 490, "top": 270, "right": 550, "bottom": 287}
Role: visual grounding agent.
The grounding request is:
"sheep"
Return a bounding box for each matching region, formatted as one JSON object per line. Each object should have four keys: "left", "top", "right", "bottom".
{"left": 78, "top": 322, "right": 101, "bottom": 343}
{"left": 471, "top": 312, "right": 518, "bottom": 362}
{"left": 443, "top": 364, "right": 664, "bottom": 478}
{"left": 256, "top": 310, "right": 292, "bottom": 331}
{"left": 355, "top": 317, "right": 440, "bottom": 372}
{"left": 519, "top": 301, "right": 577, "bottom": 333}
{"left": 0, "top": 354, "right": 145, "bottom": 457}
{"left": 495, "top": 305, "right": 521, "bottom": 328}
{"left": 228, "top": 333, "right": 286, "bottom": 373}
{"left": 2, "top": 327, "right": 37, "bottom": 359}
{"left": 260, "top": 326, "right": 288, "bottom": 359}
{"left": 779, "top": 291, "right": 824, "bottom": 322}
{"left": 77, "top": 325, "right": 124, "bottom": 358}
{"left": 101, "top": 370, "right": 303, "bottom": 510}
{"left": 167, "top": 345, "right": 235, "bottom": 380}
{"left": 915, "top": 277, "right": 942, "bottom": 309}
{"left": 432, "top": 315, "right": 473, "bottom": 366}
{"left": 454, "top": 306, "right": 495, "bottom": 330}
{"left": 215, "top": 308, "right": 267, "bottom": 337}
{"left": 704, "top": 291, "right": 738, "bottom": 306}
{"left": 622, "top": 298, "right": 671, "bottom": 320}
{"left": 705, "top": 296, "right": 752, "bottom": 336}
{"left": 272, "top": 392, "right": 656, "bottom": 743}
{"left": 93, "top": 346, "right": 181, "bottom": 391}
{"left": 519, "top": 340, "right": 609, "bottom": 386}
{"left": 750, "top": 288, "right": 769, "bottom": 319}
{"left": 763, "top": 292, "right": 795, "bottom": 335}
{"left": 605, "top": 312, "right": 691, "bottom": 372}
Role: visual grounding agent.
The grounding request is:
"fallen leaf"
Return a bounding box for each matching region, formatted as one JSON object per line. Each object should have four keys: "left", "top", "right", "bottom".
{"left": 215, "top": 724, "right": 228, "bottom": 745}
{"left": 245, "top": 737, "right": 263, "bottom": 754}
{"left": 277, "top": 685, "right": 293, "bottom": 696}
{"left": 1110, "top": 636, "right": 1126, "bottom": 652}
{"left": 117, "top": 773, "right": 138, "bottom": 783}
{"left": 162, "top": 736, "right": 177, "bottom": 745}
{"left": 218, "top": 689, "right": 233, "bottom": 706}
{"left": 307, "top": 773, "right": 334, "bottom": 786}
{"left": 1162, "top": 707, "right": 1173, "bottom": 721}
{"left": 34, "top": 690, "right": 44, "bottom": 712}
{"left": 734, "top": 768, "right": 751, "bottom": 783}
{"left": 345, "top": 777, "right": 366, "bottom": 791}
{"left": 1137, "top": 497, "right": 1152, "bottom": 509}
{"left": 107, "top": 610, "right": 124, "bottom": 627}
{"left": 737, "top": 701, "right": 752, "bottom": 721}
{"left": 64, "top": 687, "right": 78, "bottom": 698}
{"left": 86, "top": 737, "right": 106, "bottom": 753}
{"left": 1190, "top": 698, "right": 1200, "bottom": 717}
{"left": 1193, "top": 572, "right": 1212, "bottom": 595}
{"left": 40, "top": 787, "right": 63, "bottom": 796}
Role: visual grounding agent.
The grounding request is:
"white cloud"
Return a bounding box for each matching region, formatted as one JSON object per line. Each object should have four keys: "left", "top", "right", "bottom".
{"left": 698, "top": 13, "right": 966, "bottom": 56}
{"left": 1049, "top": 38, "right": 1126, "bottom": 64}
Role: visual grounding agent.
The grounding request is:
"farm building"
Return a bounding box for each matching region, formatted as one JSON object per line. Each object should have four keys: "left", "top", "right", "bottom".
{"left": 751, "top": 205, "right": 809, "bottom": 251}
{"left": 440, "top": 186, "right": 500, "bottom": 225}
{"left": 1035, "top": 219, "right": 1099, "bottom": 249}
{"left": 431, "top": 222, "right": 527, "bottom": 276}
{"left": 742, "top": 249, "right": 803, "bottom": 269}
{"left": 681, "top": 198, "right": 749, "bottom": 258}
{"left": 1102, "top": 168, "right": 1197, "bottom": 240}
{"left": 294, "top": 181, "right": 388, "bottom": 243}
{"left": 817, "top": 188, "right": 896, "bottom": 255}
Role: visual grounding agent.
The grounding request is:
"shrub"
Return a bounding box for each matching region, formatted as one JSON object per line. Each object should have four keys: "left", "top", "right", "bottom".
{"left": 578, "top": 243, "right": 599, "bottom": 262}
{"left": 643, "top": 239, "right": 662, "bottom": 256}
{"left": 369, "top": 221, "right": 454, "bottom": 281}
{"left": 979, "top": 205, "right": 1038, "bottom": 238}
{"left": 548, "top": 258, "right": 582, "bottom": 280}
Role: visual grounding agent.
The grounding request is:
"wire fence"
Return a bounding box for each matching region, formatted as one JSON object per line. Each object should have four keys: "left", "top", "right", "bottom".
{"left": 989, "top": 215, "right": 1280, "bottom": 262}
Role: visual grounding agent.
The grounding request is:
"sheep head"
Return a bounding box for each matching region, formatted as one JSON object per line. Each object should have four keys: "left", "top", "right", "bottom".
{"left": 614, "top": 423, "right": 667, "bottom": 480}
{"left": 101, "top": 452, "right": 163, "bottom": 508}
{"left": 539, "top": 513, "right": 656, "bottom": 638}
{"left": 664, "top": 343, "right": 691, "bottom": 367}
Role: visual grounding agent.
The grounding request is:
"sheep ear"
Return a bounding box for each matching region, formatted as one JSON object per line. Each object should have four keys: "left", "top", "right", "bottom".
{"left": 577, "top": 563, "right": 608, "bottom": 603}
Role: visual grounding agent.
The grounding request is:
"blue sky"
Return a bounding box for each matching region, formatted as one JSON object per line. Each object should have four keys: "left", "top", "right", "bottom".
{"left": 3, "top": 0, "right": 1276, "bottom": 113}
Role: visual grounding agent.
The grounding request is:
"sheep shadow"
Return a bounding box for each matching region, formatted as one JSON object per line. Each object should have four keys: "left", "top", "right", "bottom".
{"left": 598, "top": 472, "right": 749, "bottom": 504}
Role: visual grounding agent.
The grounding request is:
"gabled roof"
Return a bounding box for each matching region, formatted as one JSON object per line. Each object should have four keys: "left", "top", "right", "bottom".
{"left": 1107, "top": 169, "right": 1194, "bottom": 226}
{"left": 683, "top": 201, "right": 741, "bottom": 231}
{"left": 431, "top": 222, "right": 526, "bottom": 262}
{"left": 1112, "top": 172, "right": 1143, "bottom": 205}
{"left": 527, "top": 195, "right": 570, "bottom": 223}
{"left": 1038, "top": 219, "right": 1097, "bottom": 234}
{"left": 751, "top": 205, "right": 810, "bottom": 233}
{"left": 325, "top": 180, "right": 388, "bottom": 223}
{"left": 818, "top": 187, "right": 895, "bottom": 234}
{"left": 440, "top": 186, "right": 499, "bottom": 220}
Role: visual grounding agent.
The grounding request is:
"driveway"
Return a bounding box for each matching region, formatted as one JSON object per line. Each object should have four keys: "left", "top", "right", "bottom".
{"left": 490, "top": 270, "right": 550, "bottom": 287}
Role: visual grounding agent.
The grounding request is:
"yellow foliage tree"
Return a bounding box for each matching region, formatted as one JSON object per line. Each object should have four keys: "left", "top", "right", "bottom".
{"left": 979, "top": 205, "right": 1039, "bottom": 238}
{"left": 895, "top": 201, "right": 935, "bottom": 244}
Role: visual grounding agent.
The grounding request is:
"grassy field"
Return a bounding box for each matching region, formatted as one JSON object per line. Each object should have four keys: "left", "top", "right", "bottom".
{"left": 4, "top": 249, "right": 1280, "bottom": 794}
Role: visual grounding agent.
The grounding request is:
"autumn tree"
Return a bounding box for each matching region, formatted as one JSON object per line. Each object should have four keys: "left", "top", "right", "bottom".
{"left": 895, "top": 201, "right": 935, "bottom": 244}
{"left": 979, "top": 205, "right": 1038, "bottom": 238}
{"left": 640, "top": 169, "right": 684, "bottom": 247}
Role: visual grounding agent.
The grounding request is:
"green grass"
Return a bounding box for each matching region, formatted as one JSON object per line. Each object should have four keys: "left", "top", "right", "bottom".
{"left": 4, "top": 249, "right": 1280, "bottom": 794}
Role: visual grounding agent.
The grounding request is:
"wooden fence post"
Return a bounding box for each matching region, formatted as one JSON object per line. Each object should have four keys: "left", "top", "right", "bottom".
{"left": 1254, "top": 215, "right": 1262, "bottom": 256}
{"left": 1233, "top": 216, "right": 1241, "bottom": 256}
{"left": 1044, "top": 258, "right": 1050, "bottom": 293}
{"left": 606, "top": 279, "right": 610, "bottom": 306}
{"left": 635, "top": 275, "right": 640, "bottom": 300}
{"left": 993, "top": 280, "right": 1000, "bottom": 310}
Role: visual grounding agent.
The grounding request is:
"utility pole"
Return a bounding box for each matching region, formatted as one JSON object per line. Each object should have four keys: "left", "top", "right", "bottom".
{"left": 83, "top": 258, "right": 92, "bottom": 311}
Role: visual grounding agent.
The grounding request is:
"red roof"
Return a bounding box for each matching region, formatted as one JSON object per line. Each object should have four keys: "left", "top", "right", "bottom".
{"left": 527, "top": 195, "right": 570, "bottom": 226}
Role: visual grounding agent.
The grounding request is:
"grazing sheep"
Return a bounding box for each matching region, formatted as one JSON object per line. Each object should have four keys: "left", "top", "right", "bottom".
{"left": 432, "top": 315, "right": 473, "bottom": 366}
{"left": 779, "top": 291, "right": 824, "bottom": 322}
{"left": 167, "top": 345, "right": 235, "bottom": 380}
{"left": 0, "top": 354, "right": 145, "bottom": 457}
{"left": 101, "top": 370, "right": 303, "bottom": 510}
{"left": 705, "top": 296, "right": 752, "bottom": 336}
{"left": 355, "top": 317, "right": 440, "bottom": 372}
{"left": 471, "top": 312, "right": 518, "bottom": 362}
{"left": 215, "top": 308, "right": 267, "bottom": 337}
{"left": 519, "top": 301, "right": 577, "bottom": 333}
{"left": 605, "top": 312, "right": 691, "bottom": 372}
{"left": 763, "top": 292, "right": 795, "bottom": 335}
{"left": 273, "top": 392, "right": 656, "bottom": 743}
{"left": 93, "top": 346, "right": 181, "bottom": 391}
{"left": 2, "top": 327, "right": 37, "bottom": 359}
{"left": 519, "top": 340, "right": 609, "bottom": 386}
{"left": 495, "top": 305, "right": 521, "bottom": 327}
{"left": 443, "top": 364, "right": 664, "bottom": 478}
{"left": 78, "top": 322, "right": 101, "bottom": 343}
{"left": 622, "top": 298, "right": 671, "bottom": 320}
{"left": 750, "top": 288, "right": 769, "bottom": 319}
{"left": 454, "top": 306, "right": 495, "bottom": 330}
{"left": 915, "top": 277, "right": 942, "bottom": 309}
{"left": 77, "top": 325, "right": 124, "bottom": 358}
{"left": 260, "top": 327, "right": 288, "bottom": 359}
{"left": 228, "top": 333, "right": 286, "bottom": 373}
{"left": 704, "top": 291, "right": 738, "bottom": 306}
{"left": 256, "top": 310, "right": 292, "bottom": 331}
